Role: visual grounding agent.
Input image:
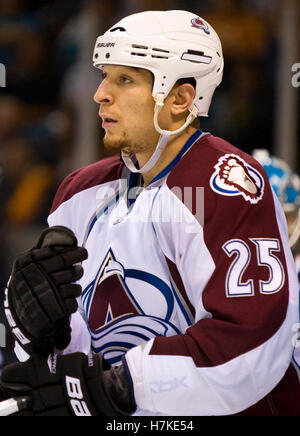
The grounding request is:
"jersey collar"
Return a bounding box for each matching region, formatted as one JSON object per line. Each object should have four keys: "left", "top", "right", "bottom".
{"left": 147, "top": 129, "right": 203, "bottom": 186}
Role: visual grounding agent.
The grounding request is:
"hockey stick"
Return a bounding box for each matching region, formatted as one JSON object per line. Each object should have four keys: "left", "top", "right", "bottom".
{"left": 0, "top": 396, "right": 31, "bottom": 416}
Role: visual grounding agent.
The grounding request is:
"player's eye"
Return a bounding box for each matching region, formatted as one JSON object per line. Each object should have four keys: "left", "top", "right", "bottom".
{"left": 119, "top": 75, "right": 131, "bottom": 84}
{"left": 100, "top": 71, "right": 107, "bottom": 81}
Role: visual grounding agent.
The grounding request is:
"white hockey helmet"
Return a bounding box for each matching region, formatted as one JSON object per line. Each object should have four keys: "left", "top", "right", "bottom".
{"left": 93, "top": 10, "right": 223, "bottom": 116}
{"left": 93, "top": 10, "right": 224, "bottom": 173}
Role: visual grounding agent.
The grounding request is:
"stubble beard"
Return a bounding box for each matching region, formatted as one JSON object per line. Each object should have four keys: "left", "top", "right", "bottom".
{"left": 103, "top": 131, "right": 128, "bottom": 153}
{"left": 103, "top": 131, "right": 153, "bottom": 156}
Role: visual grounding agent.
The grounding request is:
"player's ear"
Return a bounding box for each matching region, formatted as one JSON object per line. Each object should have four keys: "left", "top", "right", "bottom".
{"left": 170, "top": 83, "right": 196, "bottom": 116}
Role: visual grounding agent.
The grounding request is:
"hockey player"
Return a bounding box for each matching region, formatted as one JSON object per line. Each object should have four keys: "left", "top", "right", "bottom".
{"left": 1, "top": 10, "right": 300, "bottom": 416}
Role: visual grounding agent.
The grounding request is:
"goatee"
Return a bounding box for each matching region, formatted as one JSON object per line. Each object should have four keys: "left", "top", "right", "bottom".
{"left": 103, "top": 134, "right": 149, "bottom": 155}
{"left": 103, "top": 134, "right": 128, "bottom": 153}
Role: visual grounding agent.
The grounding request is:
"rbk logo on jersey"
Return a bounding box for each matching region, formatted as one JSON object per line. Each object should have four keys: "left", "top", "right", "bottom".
{"left": 210, "top": 154, "right": 264, "bottom": 204}
{"left": 191, "top": 17, "right": 210, "bottom": 34}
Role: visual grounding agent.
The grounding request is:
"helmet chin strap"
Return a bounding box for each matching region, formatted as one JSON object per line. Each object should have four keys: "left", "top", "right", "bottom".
{"left": 121, "top": 93, "right": 198, "bottom": 174}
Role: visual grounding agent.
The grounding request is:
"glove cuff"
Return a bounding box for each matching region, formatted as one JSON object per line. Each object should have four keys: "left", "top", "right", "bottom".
{"left": 121, "top": 355, "right": 137, "bottom": 412}
{"left": 101, "top": 361, "right": 137, "bottom": 416}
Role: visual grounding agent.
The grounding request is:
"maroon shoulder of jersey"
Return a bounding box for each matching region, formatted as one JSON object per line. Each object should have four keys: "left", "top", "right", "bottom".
{"left": 166, "top": 133, "right": 267, "bottom": 195}
{"left": 166, "top": 133, "right": 273, "bottom": 236}
{"left": 50, "top": 155, "right": 124, "bottom": 214}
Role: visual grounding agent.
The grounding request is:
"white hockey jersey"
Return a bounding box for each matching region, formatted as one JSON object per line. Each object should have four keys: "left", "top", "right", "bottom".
{"left": 47, "top": 130, "right": 300, "bottom": 416}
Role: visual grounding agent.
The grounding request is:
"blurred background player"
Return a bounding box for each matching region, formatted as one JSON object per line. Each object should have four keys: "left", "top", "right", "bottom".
{"left": 252, "top": 149, "right": 300, "bottom": 271}
{"left": 252, "top": 148, "right": 300, "bottom": 380}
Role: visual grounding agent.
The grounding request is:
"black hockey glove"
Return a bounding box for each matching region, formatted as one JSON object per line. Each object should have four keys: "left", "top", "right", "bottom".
{"left": 0, "top": 380, "right": 13, "bottom": 402}
{"left": 4, "top": 226, "right": 88, "bottom": 356}
{"left": 0, "top": 352, "right": 136, "bottom": 416}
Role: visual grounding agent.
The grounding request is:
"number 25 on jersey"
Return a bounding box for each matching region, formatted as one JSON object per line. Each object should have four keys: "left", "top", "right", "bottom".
{"left": 223, "top": 238, "right": 284, "bottom": 297}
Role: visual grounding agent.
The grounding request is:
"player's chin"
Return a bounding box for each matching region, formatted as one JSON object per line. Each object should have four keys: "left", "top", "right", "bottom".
{"left": 103, "top": 133, "right": 124, "bottom": 152}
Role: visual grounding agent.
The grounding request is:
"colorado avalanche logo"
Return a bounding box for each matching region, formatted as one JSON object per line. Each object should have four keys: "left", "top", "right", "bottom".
{"left": 81, "top": 249, "right": 182, "bottom": 365}
{"left": 210, "top": 154, "right": 264, "bottom": 204}
{"left": 191, "top": 17, "right": 210, "bottom": 34}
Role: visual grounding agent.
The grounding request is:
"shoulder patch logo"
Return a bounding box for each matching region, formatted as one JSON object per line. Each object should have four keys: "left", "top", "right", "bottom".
{"left": 210, "top": 154, "right": 264, "bottom": 204}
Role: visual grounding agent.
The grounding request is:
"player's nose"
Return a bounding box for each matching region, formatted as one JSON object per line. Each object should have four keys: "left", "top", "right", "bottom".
{"left": 93, "top": 82, "right": 113, "bottom": 105}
